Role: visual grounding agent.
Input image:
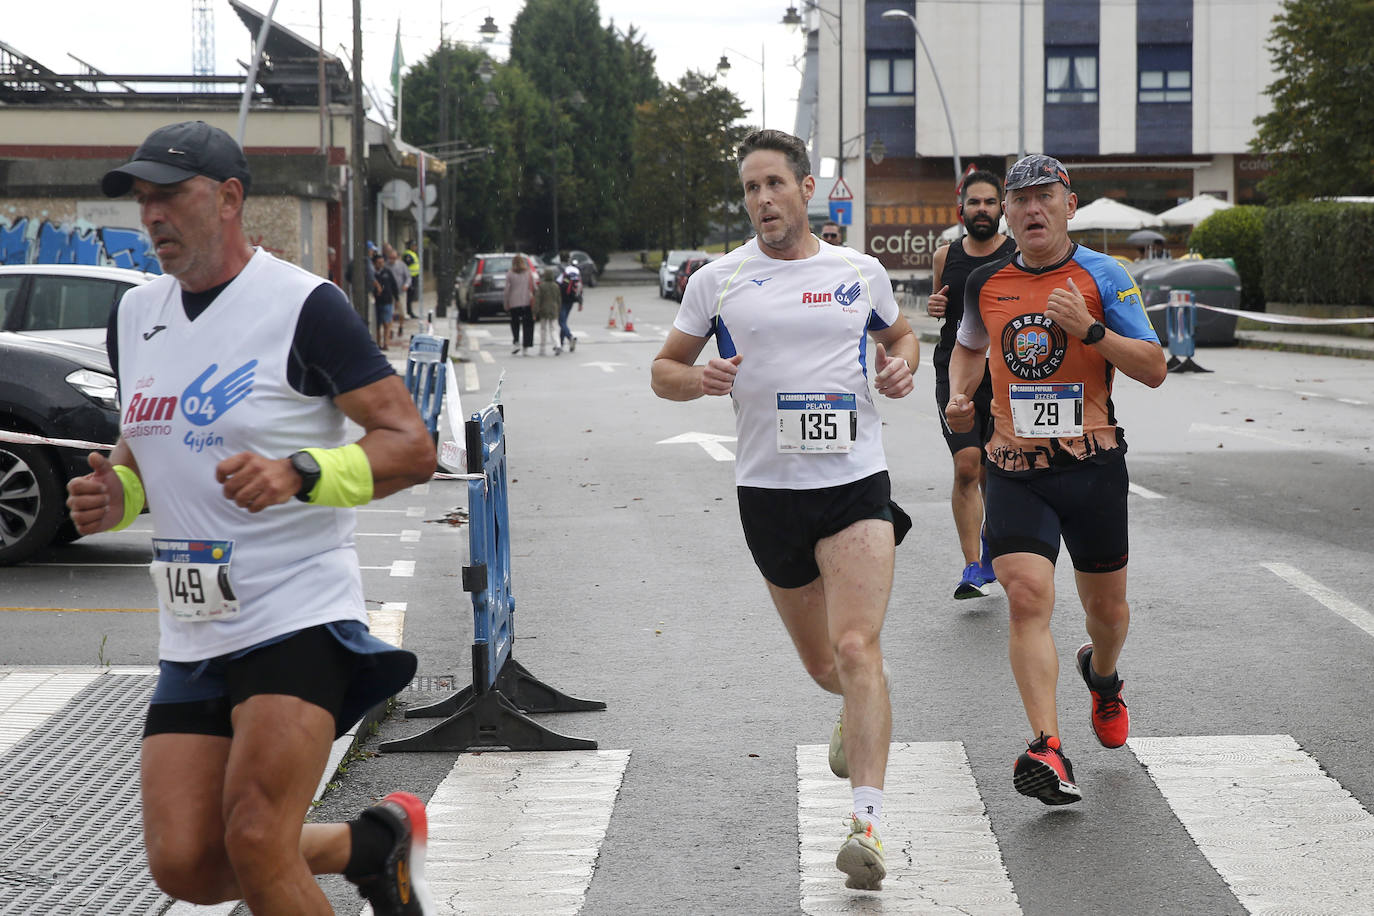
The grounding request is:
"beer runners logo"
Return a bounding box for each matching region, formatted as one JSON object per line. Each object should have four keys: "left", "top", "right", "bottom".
{"left": 1001, "top": 313, "right": 1067, "bottom": 380}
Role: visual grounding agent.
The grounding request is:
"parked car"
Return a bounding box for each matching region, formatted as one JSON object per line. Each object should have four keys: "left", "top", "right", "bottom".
{"left": 454, "top": 253, "right": 542, "bottom": 323}
{"left": 0, "top": 332, "right": 121, "bottom": 564}
{"left": 673, "top": 256, "right": 713, "bottom": 302}
{"left": 659, "top": 249, "right": 708, "bottom": 298}
{"left": 0, "top": 264, "right": 154, "bottom": 348}
{"left": 541, "top": 250, "right": 599, "bottom": 287}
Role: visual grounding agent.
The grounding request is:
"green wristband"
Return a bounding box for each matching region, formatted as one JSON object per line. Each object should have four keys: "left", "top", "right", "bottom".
{"left": 110, "top": 464, "right": 145, "bottom": 532}
{"left": 302, "top": 444, "right": 374, "bottom": 507}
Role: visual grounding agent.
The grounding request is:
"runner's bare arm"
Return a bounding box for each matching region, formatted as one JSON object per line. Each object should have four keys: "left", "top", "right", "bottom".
{"left": 652, "top": 328, "right": 742, "bottom": 400}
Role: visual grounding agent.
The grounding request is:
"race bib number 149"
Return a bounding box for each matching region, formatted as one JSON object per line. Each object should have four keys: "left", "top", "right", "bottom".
{"left": 150, "top": 538, "right": 241, "bottom": 622}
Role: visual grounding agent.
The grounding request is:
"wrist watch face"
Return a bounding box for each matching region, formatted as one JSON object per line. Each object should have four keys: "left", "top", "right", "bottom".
{"left": 1084, "top": 321, "right": 1106, "bottom": 344}
{"left": 290, "top": 451, "right": 321, "bottom": 500}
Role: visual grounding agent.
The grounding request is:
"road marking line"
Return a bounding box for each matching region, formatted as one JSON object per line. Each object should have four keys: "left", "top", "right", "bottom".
{"left": 0, "top": 668, "right": 105, "bottom": 754}
{"left": 1130, "top": 734, "right": 1374, "bottom": 914}
{"left": 0, "top": 607, "right": 155, "bottom": 613}
{"left": 1262, "top": 562, "right": 1374, "bottom": 639}
{"left": 1129, "top": 482, "right": 1165, "bottom": 499}
{"left": 366, "top": 750, "right": 631, "bottom": 916}
{"left": 1188, "top": 422, "right": 1301, "bottom": 448}
{"left": 797, "top": 742, "right": 1020, "bottom": 913}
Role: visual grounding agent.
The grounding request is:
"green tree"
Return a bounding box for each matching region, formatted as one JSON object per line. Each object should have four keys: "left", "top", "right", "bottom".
{"left": 1188, "top": 205, "right": 1266, "bottom": 308}
{"left": 508, "top": 0, "right": 660, "bottom": 262}
{"left": 1250, "top": 0, "right": 1374, "bottom": 202}
{"left": 629, "top": 73, "right": 751, "bottom": 251}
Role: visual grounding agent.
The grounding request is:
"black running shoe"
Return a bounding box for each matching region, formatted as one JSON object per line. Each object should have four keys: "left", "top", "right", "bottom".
{"left": 1013, "top": 733, "right": 1082, "bottom": 805}
{"left": 351, "top": 792, "right": 433, "bottom": 915}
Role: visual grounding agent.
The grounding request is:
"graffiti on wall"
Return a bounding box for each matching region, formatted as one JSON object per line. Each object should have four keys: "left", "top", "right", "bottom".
{"left": 0, "top": 215, "right": 162, "bottom": 274}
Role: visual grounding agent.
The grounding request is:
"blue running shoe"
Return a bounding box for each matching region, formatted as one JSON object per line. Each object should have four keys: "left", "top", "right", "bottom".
{"left": 980, "top": 530, "right": 997, "bottom": 583}
{"left": 954, "top": 562, "right": 992, "bottom": 599}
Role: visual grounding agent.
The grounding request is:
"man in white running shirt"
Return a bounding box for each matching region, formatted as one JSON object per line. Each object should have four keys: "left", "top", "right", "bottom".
{"left": 651, "top": 128, "right": 919, "bottom": 892}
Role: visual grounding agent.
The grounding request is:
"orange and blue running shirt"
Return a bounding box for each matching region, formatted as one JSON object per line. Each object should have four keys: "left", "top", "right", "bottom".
{"left": 957, "top": 244, "right": 1159, "bottom": 475}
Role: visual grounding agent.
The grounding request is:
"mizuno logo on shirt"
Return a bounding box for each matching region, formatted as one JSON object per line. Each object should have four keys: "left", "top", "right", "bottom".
{"left": 751, "top": 277, "right": 772, "bottom": 286}
{"left": 142, "top": 325, "right": 167, "bottom": 340}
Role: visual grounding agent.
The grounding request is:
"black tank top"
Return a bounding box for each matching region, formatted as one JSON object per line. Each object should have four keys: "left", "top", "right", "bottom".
{"left": 934, "top": 235, "right": 1018, "bottom": 373}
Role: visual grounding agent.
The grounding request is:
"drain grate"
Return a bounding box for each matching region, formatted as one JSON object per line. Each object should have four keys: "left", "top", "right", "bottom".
{"left": 0, "top": 672, "right": 174, "bottom": 915}
{"left": 404, "top": 674, "right": 460, "bottom": 692}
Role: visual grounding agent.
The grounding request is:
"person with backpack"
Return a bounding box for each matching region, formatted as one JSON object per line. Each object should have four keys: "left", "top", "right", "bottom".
{"left": 556, "top": 251, "right": 583, "bottom": 353}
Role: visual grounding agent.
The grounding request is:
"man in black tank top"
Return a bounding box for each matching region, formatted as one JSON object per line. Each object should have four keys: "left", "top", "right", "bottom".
{"left": 927, "top": 171, "right": 1017, "bottom": 599}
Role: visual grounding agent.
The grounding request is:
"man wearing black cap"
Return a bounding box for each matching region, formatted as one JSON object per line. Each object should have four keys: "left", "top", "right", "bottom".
{"left": 67, "top": 120, "right": 438, "bottom": 914}
{"left": 945, "top": 154, "right": 1166, "bottom": 807}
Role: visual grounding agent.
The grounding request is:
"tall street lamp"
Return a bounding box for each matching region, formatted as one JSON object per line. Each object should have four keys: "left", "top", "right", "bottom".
{"left": 783, "top": 2, "right": 843, "bottom": 179}
{"left": 880, "top": 8, "right": 962, "bottom": 188}
{"left": 716, "top": 45, "right": 765, "bottom": 127}
{"left": 550, "top": 90, "right": 586, "bottom": 256}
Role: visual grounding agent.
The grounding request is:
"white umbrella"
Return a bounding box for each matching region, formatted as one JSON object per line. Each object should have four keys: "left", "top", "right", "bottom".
{"left": 1157, "top": 195, "right": 1234, "bottom": 226}
{"left": 1068, "top": 197, "right": 1164, "bottom": 231}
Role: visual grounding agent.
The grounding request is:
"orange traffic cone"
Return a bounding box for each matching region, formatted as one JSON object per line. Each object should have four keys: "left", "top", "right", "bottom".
{"left": 624, "top": 308, "right": 636, "bottom": 332}
{"left": 607, "top": 305, "right": 618, "bottom": 329}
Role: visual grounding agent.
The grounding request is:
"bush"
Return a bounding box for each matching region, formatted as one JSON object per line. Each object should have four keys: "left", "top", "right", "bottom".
{"left": 1262, "top": 202, "right": 1374, "bottom": 306}
{"left": 1188, "top": 205, "right": 1266, "bottom": 309}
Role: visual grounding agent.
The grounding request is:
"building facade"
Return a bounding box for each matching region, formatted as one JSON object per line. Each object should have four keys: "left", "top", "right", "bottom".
{"left": 796, "top": 0, "right": 1282, "bottom": 276}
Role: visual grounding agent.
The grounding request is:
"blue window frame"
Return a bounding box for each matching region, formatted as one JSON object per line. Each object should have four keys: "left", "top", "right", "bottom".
{"left": 867, "top": 54, "right": 914, "bottom": 107}
{"left": 1139, "top": 44, "right": 1191, "bottom": 103}
{"left": 1046, "top": 46, "right": 1098, "bottom": 104}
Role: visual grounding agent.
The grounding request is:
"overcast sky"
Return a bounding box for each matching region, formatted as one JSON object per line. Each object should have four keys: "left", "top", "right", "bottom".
{"left": 4, "top": 0, "right": 806, "bottom": 135}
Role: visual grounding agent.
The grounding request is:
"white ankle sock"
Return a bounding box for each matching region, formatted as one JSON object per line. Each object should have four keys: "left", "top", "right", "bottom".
{"left": 852, "top": 786, "right": 883, "bottom": 831}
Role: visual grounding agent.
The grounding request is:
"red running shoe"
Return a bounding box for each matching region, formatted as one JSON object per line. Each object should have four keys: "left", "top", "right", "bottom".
{"left": 1077, "top": 642, "right": 1130, "bottom": 748}
{"left": 1013, "top": 733, "right": 1082, "bottom": 805}
{"left": 352, "top": 791, "right": 434, "bottom": 915}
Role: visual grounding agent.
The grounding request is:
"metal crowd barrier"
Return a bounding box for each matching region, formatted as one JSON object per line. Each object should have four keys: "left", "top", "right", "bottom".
{"left": 403, "top": 333, "right": 449, "bottom": 444}
{"left": 381, "top": 402, "right": 604, "bottom": 753}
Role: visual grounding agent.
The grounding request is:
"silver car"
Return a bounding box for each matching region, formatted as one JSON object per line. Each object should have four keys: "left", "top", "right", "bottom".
{"left": 0, "top": 263, "right": 154, "bottom": 348}
{"left": 659, "top": 249, "right": 708, "bottom": 298}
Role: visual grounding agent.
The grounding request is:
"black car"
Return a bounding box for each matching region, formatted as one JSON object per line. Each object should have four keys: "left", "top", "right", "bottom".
{"left": 541, "top": 250, "right": 598, "bottom": 287}
{"left": 0, "top": 332, "right": 121, "bottom": 564}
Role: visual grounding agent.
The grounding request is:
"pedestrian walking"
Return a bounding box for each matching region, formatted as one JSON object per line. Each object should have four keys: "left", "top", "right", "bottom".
{"left": 556, "top": 252, "right": 582, "bottom": 352}
{"left": 66, "top": 119, "right": 438, "bottom": 915}
{"left": 503, "top": 254, "right": 536, "bottom": 355}
{"left": 945, "top": 154, "right": 1167, "bottom": 806}
{"left": 534, "top": 264, "right": 561, "bottom": 355}
{"left": 372, "top": 252, "right": 398, "bottom": 351}
{"left": 652, "top": 129, "right": 918, "bottom": 892}
{"left": 927, "top": 170, "right": 1017, "bottom": 599}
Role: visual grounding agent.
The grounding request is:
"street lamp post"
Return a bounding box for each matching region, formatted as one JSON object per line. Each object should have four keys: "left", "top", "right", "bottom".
{"left": 716, "top": 45, "right": 766, "bottom": 127}
{"left": 550, "top": 90, "right": 586, "bottom": 257}
{"left": 783, "top": 2, "right": 842, "bottom": 179}
{"left": 880, "top": 8, "right": 962, "bottom": 188}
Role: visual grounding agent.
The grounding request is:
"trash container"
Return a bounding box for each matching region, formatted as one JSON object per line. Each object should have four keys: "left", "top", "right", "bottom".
{"left": 1136, "top": 259, "right": 1242, "bottom": 346}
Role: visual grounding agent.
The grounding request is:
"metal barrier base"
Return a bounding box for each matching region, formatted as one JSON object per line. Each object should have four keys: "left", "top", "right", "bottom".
{"left": 1167, "top": 355, "right": 1212, "bottom": 373}
{"left": 379, "top": 687, "right": 597, "bottom": 754}
{"left": 404, "top": 656, "right": 606, "bottom": 720}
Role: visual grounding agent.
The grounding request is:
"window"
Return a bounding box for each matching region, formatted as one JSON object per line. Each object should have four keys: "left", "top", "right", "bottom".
{"left": 1139, "top": 45, "right": 1191, "bottom": 103}
{"left": 23, "top": 276, "right": 122, "bottom": 332}
{"left": 1046, "top": 47, "right": 1097, "bottom": 104}
{"left": 868, "top": 54, "right": 914, "bottom": 107}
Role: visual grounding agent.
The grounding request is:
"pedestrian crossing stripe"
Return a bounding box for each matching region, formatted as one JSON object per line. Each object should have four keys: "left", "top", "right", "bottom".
{"left": 1130, "top": 734, "right": 1374, "bottom": 913}
{"left": 798, "top": 742, "right": 1020, "bottom": 913}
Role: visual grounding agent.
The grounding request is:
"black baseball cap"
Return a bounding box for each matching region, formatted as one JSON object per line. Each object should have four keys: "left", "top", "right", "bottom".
{"left": 1004, "top": 154, "right": 1071, "bottom": 191}
{"left": 101, "top": 121, "right": 252, "bottom": 198}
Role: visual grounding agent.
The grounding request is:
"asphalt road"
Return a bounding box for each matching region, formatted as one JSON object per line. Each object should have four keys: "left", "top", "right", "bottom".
{"left": 5, "top": 275, "right": 1373, "bottom": 915}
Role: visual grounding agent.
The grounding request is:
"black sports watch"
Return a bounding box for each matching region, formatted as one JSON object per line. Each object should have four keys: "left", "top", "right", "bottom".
{"left": 288, "top": 450, "right": 322, "bottom": 502}
{"left": 1082, "top": 321, "right": 1107, "bottom": 345}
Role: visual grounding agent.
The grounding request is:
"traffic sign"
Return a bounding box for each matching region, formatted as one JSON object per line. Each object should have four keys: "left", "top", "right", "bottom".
{"left": 828, "top": 177, "right": 853, "bottom": 201}
{"left": 829, "top": 201, "right": 851, "bottom": 226}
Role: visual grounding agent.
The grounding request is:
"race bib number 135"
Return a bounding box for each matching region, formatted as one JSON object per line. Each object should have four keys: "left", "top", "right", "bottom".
{"left": 776, "top": 392, "right": 857, "bottom": 453}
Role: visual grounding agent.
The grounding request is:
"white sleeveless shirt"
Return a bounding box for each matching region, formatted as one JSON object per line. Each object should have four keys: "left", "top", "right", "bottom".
{"left": 116, "top": 248, "right": 366, "bottom": 661}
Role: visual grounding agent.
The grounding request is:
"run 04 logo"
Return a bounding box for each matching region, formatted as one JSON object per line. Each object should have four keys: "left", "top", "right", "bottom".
{"left": 800, "top": 280, "right": 864, "bottom": 308}
{"left": 121, "top": 359, "right": 258, "bottom": 453}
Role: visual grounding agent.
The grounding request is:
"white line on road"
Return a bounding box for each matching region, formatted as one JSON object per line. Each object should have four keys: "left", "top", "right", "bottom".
{"left": 1130, "top": 734, "right": 1374, "bottom": 915}
{"left": 1262, "top": 562, "right": 1374, "bottom": 639}
{"left": 582, "top": 360, "right": 624, "bottom": 373}
{"left": 1189, "top": 422, "right": 1301, "bottom": 448}
{"left": 797, "top": 742, "right": 1020, "bottom": 913}
{"left": 657, "top": 431, "right": 737, "bottom": 462}
{"left": 1129, "top": 482, "right": 1166, "bottom": 499}
{"left": 364, "top": 750, "right": 631, "bottom": 916}
{"left": 465, "top": 361, "right": 480, "bottom": 390}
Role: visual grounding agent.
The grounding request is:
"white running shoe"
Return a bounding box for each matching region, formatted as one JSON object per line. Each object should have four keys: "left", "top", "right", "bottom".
{"left": 835, "top": 815, "right": 885, "bottom": 890}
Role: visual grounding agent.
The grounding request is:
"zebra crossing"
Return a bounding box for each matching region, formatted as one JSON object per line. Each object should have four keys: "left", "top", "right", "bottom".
{"left": 5, "top": 665, "right": 1372, "bottom": 916}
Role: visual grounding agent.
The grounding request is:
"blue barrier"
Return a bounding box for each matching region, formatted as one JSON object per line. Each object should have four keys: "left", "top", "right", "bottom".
{"left": 1165, "top": 290, "right": 1211, "bottom": 373}
{"left": 403, "top": 333, "right": 448, "bottom": 443}
{"left": 382, "top": 403, "right": 604, "bottom": 753}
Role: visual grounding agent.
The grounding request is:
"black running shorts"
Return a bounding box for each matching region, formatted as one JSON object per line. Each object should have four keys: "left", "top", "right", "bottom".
{"left": 984, "top": 458, "right": 1130, "bottom": 573}
{"left": 737, "top": 471, "right": 911, "bottom": 589}
{"left": 935, "top": 371, "right": 995, "bottom": 456}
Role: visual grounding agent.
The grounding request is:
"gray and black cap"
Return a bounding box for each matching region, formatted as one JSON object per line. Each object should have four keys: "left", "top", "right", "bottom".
{"left": 101, "top": 121, "right": 252, "bottom": 198}
{"left": 1004, "top": 154, "right": 1071, "bottom": 191}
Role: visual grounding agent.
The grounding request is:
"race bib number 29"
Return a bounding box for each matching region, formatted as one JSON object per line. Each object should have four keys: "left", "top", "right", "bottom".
{"left": 1009, "top": 382, "right": 1084, "bottom": 438}
{"left": 150, "top": 538, "right": 241, "bottom": 622}
{"left": 777, "top": 392, "right": 857, "bottom": 453}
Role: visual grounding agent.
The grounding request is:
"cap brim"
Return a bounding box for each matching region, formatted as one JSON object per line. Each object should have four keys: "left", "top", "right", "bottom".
{"left": 100, "top": 160, "right": 200, "bottom": 198}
